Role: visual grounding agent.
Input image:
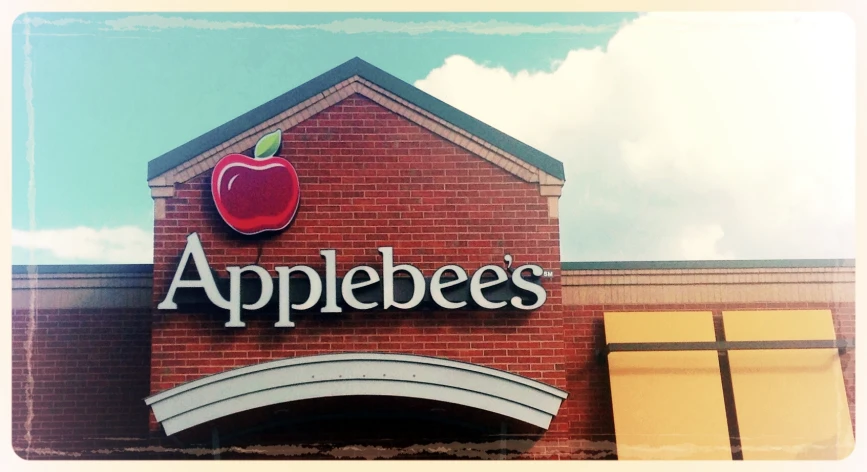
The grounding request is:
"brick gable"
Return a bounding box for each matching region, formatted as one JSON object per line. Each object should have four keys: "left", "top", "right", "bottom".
{"left": 149, "top": 93, "right": 567, "bottom": 440}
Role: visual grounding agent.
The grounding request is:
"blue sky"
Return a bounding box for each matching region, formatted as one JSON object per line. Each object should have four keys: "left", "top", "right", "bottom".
{"left": 10, "top": 12, "right": 855, "bottom": 264}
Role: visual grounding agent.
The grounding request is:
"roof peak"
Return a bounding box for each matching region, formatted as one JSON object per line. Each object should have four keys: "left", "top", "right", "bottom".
{"left": 146, "top": 57, "right": 565, "bottom": 181}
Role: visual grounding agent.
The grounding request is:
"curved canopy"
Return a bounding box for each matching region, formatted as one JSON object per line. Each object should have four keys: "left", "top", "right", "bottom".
{"left": 145, "top": 352, "right": 568, "bottom": 436}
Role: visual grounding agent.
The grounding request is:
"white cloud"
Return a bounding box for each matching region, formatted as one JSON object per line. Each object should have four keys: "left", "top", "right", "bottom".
{"left": 27, "top": 33, "right": 101, "bottom": 37}
{"left": 414, "top": 12, "right": 855, "bottom": 261}
{"left": 18, "top": 17, "right": 91, "bottom": 27}
{"left": 102, "top": 14, "right": 619, "bottom": 35}
{"left": 677, "top": 224, "right": 735, "bottom": 260}
{"left": 103, "top": 15, "right": 300, "bottom": 32}
{"left": 12, "top": 226, "right": 154, "bottom": 264}
{"left": 314, "top": 18, "right": 619, "bottom": 36}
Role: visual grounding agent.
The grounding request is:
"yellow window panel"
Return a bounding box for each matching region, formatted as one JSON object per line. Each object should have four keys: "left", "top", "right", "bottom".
{"left": 723, "top": 310, "right": 854, "bottom": 460}
{"left": 604, "top": 311, "right": 732, "bottom": 460}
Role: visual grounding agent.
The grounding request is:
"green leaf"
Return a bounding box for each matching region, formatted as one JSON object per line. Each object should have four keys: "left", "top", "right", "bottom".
{"left": 254, "top": 129, "right": 282, "bottom": 158}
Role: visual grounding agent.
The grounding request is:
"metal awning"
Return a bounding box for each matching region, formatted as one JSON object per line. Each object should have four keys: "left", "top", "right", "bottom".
{"left": 145, "top": 352, "right": 568, "bottom": 436}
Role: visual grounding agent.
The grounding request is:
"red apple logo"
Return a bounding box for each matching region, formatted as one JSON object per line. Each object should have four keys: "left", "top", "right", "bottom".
{"left": 211, "top": 129, "right": 300, "bottom": 235}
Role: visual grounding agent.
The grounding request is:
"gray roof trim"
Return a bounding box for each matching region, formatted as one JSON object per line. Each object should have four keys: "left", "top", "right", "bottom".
{"left": 12, "top": 264, "right": 154, "bottom": 275}
{"left": 145, "top": 352, "right": 568, "bottom": 435}
{"left": 11, "top": 264, "right": 154, "bottom": 310}
{"left": 146, "top": 57, "right": 565, "bottom": 181}
{"left": 561, "top": 259, "right": 855, "bottom": 271}
{"left": 11, "top": 259, "right": 853, "bottom": 277}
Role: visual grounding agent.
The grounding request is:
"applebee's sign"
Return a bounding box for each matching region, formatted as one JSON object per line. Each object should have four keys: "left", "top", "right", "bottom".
{"left": 211, "top": 129, "right": 300, "bottom": 235}
{"left": 159, "top": 129, "right": 549, "bottom": 327}
{"left": 157, "top": 233, "right": 548, "bottom": 328}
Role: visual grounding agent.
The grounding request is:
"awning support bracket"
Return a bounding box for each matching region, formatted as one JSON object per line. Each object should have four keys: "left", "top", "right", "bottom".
{"left": 595, "top": 339, "right": 855, "bottom": 364}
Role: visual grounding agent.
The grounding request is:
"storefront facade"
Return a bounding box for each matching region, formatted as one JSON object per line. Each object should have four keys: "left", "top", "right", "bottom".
{"left": 11, "top": 58, "right": 855, "bottom": 460}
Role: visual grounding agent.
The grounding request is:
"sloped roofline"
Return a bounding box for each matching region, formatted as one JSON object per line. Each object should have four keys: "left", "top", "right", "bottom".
{"left": 147, "top": 57, "right": 566, "bottom": 181}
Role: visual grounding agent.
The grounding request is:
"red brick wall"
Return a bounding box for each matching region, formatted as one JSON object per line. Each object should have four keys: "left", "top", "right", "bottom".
{"left": 150, "top": 94, "right": 567, "bottom": 452}
{"left": 11, "top": 307, "right": 152, "bottom": 459}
